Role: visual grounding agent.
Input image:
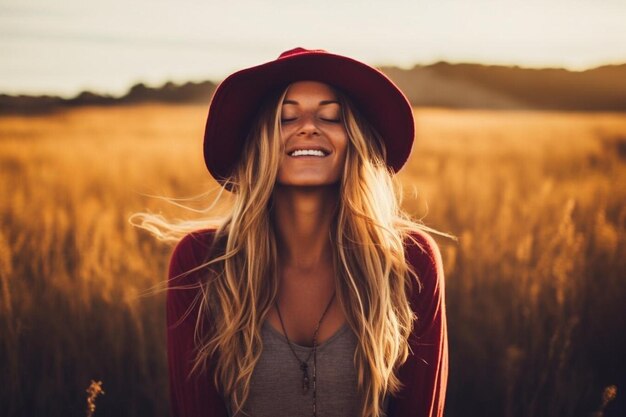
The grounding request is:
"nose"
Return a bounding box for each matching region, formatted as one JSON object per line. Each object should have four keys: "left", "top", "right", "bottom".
{"left": 297, "top": 113, "right": 320, "bottom": 136}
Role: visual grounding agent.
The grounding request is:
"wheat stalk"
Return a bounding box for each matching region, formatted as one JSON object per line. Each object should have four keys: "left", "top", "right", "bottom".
{"left": 85, "top": 380, "right": 105, "bottom": 417}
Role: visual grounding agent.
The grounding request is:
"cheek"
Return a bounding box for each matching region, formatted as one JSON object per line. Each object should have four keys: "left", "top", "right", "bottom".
{"left": 337, "top": 134, "right": 349, "bottom": 161}
{"left": 279, "top": 128, "right": 288, "bottom": 144}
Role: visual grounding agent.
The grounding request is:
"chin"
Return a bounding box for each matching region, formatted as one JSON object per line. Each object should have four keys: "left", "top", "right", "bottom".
{"left": 276, "top": 179, "right": 340, "bottom": 188}
{"left": 276, "top": 171, "right": 342, "bottom": 186}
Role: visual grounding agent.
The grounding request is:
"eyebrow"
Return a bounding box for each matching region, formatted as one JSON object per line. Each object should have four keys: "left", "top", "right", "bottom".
{"left": 282, "top": 99, "right": 341, "bottom": 106}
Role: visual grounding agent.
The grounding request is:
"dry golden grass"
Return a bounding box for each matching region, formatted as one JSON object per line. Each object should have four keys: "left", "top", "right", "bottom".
{"left": 0, "top": 104, "right": 624, "bottom": 416}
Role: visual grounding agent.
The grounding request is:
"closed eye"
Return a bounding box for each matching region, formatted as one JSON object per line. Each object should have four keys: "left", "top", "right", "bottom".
{"left": 320, "top": 118, "right": 342, "bottom": 123}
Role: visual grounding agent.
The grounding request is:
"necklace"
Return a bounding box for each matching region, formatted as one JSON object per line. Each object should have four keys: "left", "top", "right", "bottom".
{"left": 274, "top": 290, "right": 336, "bottom": 417}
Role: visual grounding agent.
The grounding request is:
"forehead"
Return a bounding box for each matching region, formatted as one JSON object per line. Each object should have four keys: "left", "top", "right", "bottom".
{"left": 283, "top": 81, "right": 339, "bottom": 102}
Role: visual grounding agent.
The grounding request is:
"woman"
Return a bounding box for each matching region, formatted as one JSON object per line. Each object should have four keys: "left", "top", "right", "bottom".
{"left": 165, "top": 48, "right": 449, "bottom": 417}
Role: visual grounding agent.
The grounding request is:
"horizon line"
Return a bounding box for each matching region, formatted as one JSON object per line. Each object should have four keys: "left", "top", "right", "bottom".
{"left": 2, "top": 58, "right": 625, "bottom": 100}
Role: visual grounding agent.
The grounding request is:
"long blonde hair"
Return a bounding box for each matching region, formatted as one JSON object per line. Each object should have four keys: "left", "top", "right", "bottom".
{"left": 132, "top": 83, "right": 450, "bottom": 417}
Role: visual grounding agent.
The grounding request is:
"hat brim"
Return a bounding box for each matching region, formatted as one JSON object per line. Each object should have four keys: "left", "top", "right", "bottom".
{"left": 203, "top": 50, "right": 415, "bottom": 184}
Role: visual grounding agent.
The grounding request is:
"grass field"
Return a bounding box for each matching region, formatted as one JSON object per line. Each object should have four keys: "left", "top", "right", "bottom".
{"left": 1, "top": 104, "right": 625, "bottom": 416}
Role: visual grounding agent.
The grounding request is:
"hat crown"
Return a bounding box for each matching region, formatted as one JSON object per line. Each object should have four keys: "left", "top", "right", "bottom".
{"left": 277, "top": 47, "right": 328, "bottom": 60}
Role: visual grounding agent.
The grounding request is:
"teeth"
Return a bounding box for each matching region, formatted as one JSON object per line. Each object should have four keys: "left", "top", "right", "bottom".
{"left": 290, "top": 149, "right": 326, "bottom": 157}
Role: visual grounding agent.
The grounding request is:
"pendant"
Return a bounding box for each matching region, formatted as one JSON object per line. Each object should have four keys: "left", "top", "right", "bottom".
{"left": 300, "top": 362, "right": 310, "bottom": 394}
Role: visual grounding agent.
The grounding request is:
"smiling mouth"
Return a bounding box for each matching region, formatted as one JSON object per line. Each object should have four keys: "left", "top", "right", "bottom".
{"left": 288, "top": 149, "right": 329, "bottom": 157}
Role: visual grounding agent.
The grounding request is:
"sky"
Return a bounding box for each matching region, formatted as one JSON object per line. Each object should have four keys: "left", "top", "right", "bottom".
{"left": 1, "top": 0, "right": 625, "bottom": 98}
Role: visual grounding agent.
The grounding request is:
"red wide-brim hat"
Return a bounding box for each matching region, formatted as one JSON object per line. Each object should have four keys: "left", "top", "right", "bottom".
{"left": 203, "top": 47, "right": 415, "bottom": 184}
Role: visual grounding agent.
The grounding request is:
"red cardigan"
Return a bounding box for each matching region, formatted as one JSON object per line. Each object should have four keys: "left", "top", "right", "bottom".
{"left": 166, "top": 229, "right": 448, "bottom": 417}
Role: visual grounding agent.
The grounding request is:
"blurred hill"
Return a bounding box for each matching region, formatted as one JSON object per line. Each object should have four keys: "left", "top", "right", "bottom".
{"left": 380, "top": 62, "right": 626, "bottom": 111}
{"left": 0, "top": 80, "right": 217, "bottom": 115}
{"left": 1, "top": 61, "right": 625, "bottom": 115}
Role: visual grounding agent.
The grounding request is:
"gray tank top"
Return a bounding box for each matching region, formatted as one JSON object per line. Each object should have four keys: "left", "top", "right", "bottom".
{"left": 227, "top": 320, "right": 389, "bottom": 417}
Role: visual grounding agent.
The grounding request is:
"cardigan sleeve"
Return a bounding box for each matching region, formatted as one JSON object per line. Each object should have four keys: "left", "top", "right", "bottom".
{"left": 387, "top": 230, "right": 449, "bottom": 417}
{"left": 166, "top": 230, "right": 229, "bottom": 417}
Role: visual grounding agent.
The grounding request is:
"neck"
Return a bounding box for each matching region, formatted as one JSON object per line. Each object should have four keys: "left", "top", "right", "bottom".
{"left": 272, "top": 184, "right": 339, "bottom": 271}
